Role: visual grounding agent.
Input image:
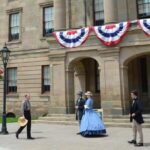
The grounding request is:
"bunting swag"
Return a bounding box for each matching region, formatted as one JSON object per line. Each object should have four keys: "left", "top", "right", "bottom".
{"left": 92, "top": 22, "right": 131, "bottom": 46}
{"left": 53, "top": 28, "right": 90, "bottom": 48}
{"left": 138, "top": 19, "right": 150, "bottom": 37}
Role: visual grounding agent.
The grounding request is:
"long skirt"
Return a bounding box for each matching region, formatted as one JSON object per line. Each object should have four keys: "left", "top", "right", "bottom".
{"left": 80, "top": 109, "right": 106, "bottom": 137}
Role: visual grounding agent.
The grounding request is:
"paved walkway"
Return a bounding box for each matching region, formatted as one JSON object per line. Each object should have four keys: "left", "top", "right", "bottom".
{"left": 0, "top": 123, "right": 150, "bottom": 150}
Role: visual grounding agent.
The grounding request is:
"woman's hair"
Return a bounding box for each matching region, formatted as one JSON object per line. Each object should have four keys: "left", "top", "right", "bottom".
{"left": 131, "top": 90, "right": 138, "bottom": 96}
{"left": 24, "top": 94, "right": 30, "bottom": 97}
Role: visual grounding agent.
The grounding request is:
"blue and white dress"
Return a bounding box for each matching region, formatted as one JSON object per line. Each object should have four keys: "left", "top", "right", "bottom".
{"left": 80, "top": 98, "right": 106, "bottom": 137}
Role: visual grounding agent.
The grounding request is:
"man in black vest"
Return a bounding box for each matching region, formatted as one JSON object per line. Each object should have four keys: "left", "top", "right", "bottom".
{"left": 128, "top": 90, "right": 144, "bottom": 146}
{"left": 75, "top": 91, "right": 85, "bottom": 125}
{"left": 16, "top": 94, "right": 34, "bottom": 139}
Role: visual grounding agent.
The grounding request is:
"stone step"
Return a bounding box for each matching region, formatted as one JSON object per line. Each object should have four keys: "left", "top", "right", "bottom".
{"left": 104, "top": 114, "right": 150, "bottom": 119}
{"left": 104, "top": 118, "right": 150, "bottom": 123}
{"left": 38, "top": 115, "right": 150, "bottom": 123}
{"left": 33, "top": 120, "right": 150, "bottom": 128}
{"left": 47, "top": 114, "right": 150, "bottom": 119}
{"left": 47, "top": 114, "right": 75, "bottom": 117}
{"left": 105, "top": 122, "right": 150, "bottom": 128}
{"left": 34, "top": 114, "right": 150, "bottom": 128}
{"left": 36, "top": 118, "right": 150, "bottom": 124}
{"left": 38, "top": 116, "right": 75, "bottom": 121}
{"left": 33, "top": 120, "right": 78, "bottom": 126}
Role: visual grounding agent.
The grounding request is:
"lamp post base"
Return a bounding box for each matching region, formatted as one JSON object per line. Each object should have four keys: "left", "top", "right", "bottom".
{"left": 0, "top": 130, "right": 9, "bottom": 135}
{"left": 1, "top": 113, "right": 9, "bottom": 135}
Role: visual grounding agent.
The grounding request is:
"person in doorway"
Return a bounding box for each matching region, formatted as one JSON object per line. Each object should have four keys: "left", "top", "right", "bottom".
{"left": 80, "top": 91, "right": 106, "bottom": 137}
{"left": 16, "top": 94, "right": 34, "bottom": 139}
{"left": 75, "top": 91, "right": 85, "bottom": 125}
{"left": 128, "top": 90, "right": 144, "bottom": 146}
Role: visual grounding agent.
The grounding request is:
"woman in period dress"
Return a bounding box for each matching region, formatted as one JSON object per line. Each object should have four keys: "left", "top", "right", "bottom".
{"left": 80, "top": 91, "right": 106, "bottom": 137}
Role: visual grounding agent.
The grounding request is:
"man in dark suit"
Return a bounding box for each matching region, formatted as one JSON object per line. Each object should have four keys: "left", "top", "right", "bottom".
{"left": 128, "top": 90, "right": 144, "bottom": 147}
{"left": 75, "top": 91, "right": 85, "bottom": 125}
{"left": 16, "top": 94, "right": 34, "bottom": 139}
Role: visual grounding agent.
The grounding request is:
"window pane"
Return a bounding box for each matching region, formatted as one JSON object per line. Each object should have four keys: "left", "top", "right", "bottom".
{"left": 137, "top": 0, "right": 150, "bottom": 18}
{"left": 95, "top": 13, "right": 100, "bottom": 20}
{"left": 7, "top": 68, "right": 17, "bottom": 93}
{"left": 43, "top": 6, "right": 54, "bottom": 36}
{"left": 9, "top": 13, "right": 20, "bottom": 41}
{"left": 94, "top": 0, "right": 104, "bottom": 25}
{"left": 42, "top": 65, "right": 50, "bottom": 93}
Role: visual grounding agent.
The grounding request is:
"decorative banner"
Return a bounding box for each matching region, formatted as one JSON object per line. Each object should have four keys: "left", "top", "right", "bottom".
{"left": 137, "top": 19, "right": 150, "bottom": 37}
{"left": 53, "top": 28, "right": 90, "bottom": 48}
{"left": 91, "top": 21, "right": 131, "bottom": 46}
{"left": 0, "top": 67, "right": 4, "bottom": 80}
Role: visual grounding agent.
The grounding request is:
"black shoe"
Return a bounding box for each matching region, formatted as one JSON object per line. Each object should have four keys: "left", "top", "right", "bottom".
{"left": 76, "top": 132, "right": 80, "bottom": 135}
{"left": 128, "top": 140, "right": 136, "bottom": 144}
{"left": 27, "top": 137, "right": 35, "bottom": 140}
{"left": 135, "top": 143, "right": 143, "bottom": 147}
{"left": 16, "top": 133, "right": 19, "bottom": 139}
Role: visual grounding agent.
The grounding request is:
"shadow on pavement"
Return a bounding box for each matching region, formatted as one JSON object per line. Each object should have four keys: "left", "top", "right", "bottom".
{"left": 144, "top": 143, "right": 150, "bottom": 147}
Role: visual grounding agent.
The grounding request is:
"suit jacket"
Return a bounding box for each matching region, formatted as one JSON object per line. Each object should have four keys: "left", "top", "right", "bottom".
{"left": 130, "top": 98, "right": 144, "bottom": 124}
{"left": 76, "top": 98, "right": 85, "bottom": 111}
{"left": 75, "top": 98, "right": 85, "bottom": 120}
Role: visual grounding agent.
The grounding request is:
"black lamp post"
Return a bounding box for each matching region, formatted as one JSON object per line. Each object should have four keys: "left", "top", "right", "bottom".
{"left": 0, "top": 43, "right": 10, "bottom": 134}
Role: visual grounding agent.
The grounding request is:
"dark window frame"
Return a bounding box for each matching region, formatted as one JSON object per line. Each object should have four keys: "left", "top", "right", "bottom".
{"left": 137, "top": 0, "right": 150, "bottom": 19}
{"left": 93, "top": 0, "right": 104, "bottom": 26}
{"left": 42, "top": 65, "right": 50, "bottom": 93}
{"left": 43, "top": 6, "right": 54, "bottom": 37}
{"left": 9, "top": 12, "right": 20, "bottom": 41}
{"left": 7, "top": 67, "right": 17, "bottom": 94}
{"left": 140, "top": 57, "right": 148, "bottom": 93}
{"left": 95, "top": 61, "right": 100, "bottom": 93}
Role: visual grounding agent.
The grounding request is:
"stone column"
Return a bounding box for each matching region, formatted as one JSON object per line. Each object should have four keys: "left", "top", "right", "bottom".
{"left": 117, "top": 0, "right": 128, "bottom": 22}
{"left": 100, "top": 55, "right": 122, "bottom": 115}
{"left": 66, "top": 0, "right": 71, "bottom": 28}
{"left": 48, "top": 58, "right": 66, "bottom": 114}
{"left": 54, "top": 0, "right": 66, "bottom": 30}
{"left": 127, "top": 0, "right": 137, "bottom": 20}
{"left": 103, "top": 0, "right": 118, "bottom": 24}
{"left": 120, "top": 65, "right": 129, "bottom": 114}
{"left": 71, "top": 0, "right": 85, "bottom": 28}
{"left": 66, "top": 69, "right": 75, "bottom": 114}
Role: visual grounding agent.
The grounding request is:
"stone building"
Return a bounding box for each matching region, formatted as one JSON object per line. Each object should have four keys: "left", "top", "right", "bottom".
{"left": 0, "top": 0, "right": 150, "bottom": 117}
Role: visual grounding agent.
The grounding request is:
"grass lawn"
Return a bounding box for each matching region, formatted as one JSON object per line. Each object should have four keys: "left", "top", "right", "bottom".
{"left": 0, "top": 116, "right": 38, "bottom": 123}
{"left": 0, "top": 117, "right": 18, "bottom": 123}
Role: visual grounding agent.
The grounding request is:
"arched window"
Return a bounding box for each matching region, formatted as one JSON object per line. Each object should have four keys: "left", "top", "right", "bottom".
{"left": 137, "top": 0, "right": 150, "bottom": 19}
{"left": 93, "top": 0, "right": 104, "bottom": 25}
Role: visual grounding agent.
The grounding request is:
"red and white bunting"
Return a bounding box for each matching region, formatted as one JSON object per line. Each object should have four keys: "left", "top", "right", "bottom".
{"left": 138, "top": 19, "right": 150, "bottom": 37}
{"left": 53, "top": 28, "right": 90, "bottom": 48}
{"left": 91, "top": 21, "right": 131, "bottom": 46}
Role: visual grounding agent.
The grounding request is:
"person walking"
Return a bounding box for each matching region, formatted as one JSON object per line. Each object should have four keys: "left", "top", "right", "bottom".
{"left": 75, "top": 91, "right": 85, "bottom": 125}
{"left": 16, "top": 94, "right": 34, "bottom": 139}
{"left": 128, "top": 90, "right": 144, "bottom": 146}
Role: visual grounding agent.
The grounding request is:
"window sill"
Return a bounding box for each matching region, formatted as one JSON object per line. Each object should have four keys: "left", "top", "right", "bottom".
{"left": 40, "top": 35, "right": 54, "bottom": 41}
{"left": 40, "top": 92, "right": 50, "bottom": 97}
{"left": 7, "top": 40, "right": 22, "bottom": 45}
{"left": 7, "top": 93, "right": 19, "bottom": 97}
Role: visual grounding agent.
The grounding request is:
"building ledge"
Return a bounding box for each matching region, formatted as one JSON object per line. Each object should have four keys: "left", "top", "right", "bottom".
{"left": 7, "top": 93, "right": 19, "bottom": 98}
